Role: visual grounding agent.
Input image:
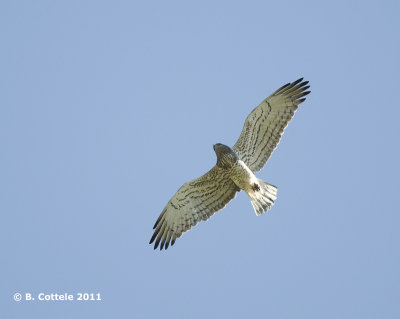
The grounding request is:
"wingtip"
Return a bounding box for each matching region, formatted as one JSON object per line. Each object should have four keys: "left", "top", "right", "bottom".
{"left": 154, "top": 235, "right": 162, "bottom": 250}
{"left": 149, "top": 232, "right": 157, "bottom": 244}
{"left": 293, "top": 77, "right": 303, "bottom": 85}
{"left": 274, "top": 77, "right": 309, "bottom": 96}
{"left": 160, "top": 239, "right": 166, "bottom": 250}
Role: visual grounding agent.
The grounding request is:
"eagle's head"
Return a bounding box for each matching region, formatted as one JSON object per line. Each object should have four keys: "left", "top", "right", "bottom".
{"left": 213, "top": 143, "right": 238, "bottom": 168}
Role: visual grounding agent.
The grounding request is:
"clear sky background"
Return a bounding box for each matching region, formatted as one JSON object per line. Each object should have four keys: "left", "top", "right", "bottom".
{"left": 2, "top": 1, "right": 399, "bottom": 318}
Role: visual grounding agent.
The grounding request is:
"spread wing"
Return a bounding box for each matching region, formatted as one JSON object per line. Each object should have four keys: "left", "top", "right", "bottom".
{"left": 149, "top": 166, "right": 240, "bottom": 250}
{"left": 233, "top": 78, "right": 310, "bottom": 172}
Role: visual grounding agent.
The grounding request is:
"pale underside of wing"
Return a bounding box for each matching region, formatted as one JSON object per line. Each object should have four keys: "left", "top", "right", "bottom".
{"left": 149, "top": 166, "right": 240, "bottom": 250}
{"left": 233, "top": 78, "right": 310, "bottom": 172}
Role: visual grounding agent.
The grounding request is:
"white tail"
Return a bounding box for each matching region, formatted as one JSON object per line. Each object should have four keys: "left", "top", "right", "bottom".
{"left": 247, "top": 179, "right": 278, "bottom": 216}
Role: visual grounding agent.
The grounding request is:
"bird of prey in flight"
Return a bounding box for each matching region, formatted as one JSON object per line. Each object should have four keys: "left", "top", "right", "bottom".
{"left": 150, "top": 78, "right": 310, "bottom": 250}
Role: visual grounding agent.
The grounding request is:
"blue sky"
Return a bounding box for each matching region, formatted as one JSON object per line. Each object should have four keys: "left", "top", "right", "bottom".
{"left": 2, "top": 1, "right": 399, "bottom": 318}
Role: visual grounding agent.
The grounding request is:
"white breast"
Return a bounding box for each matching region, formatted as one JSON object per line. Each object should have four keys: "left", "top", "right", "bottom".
{"left": 230, "top": 160, "right": 258, "bottom": 191}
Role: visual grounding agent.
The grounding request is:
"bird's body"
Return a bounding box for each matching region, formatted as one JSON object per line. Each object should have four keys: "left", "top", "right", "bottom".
{"left": 230, "top": 159, "right": 258, "bottom": 192}
{"left": 214, "top": 143, "right": 276, "bottom": 214}
{"left": 150, "top": 78, "right": 311, "bottom": 250}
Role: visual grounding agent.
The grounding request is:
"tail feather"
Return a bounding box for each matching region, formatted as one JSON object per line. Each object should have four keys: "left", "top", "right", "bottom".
{"left": 247, "top": 179, "right": 277, "bottom": 216}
